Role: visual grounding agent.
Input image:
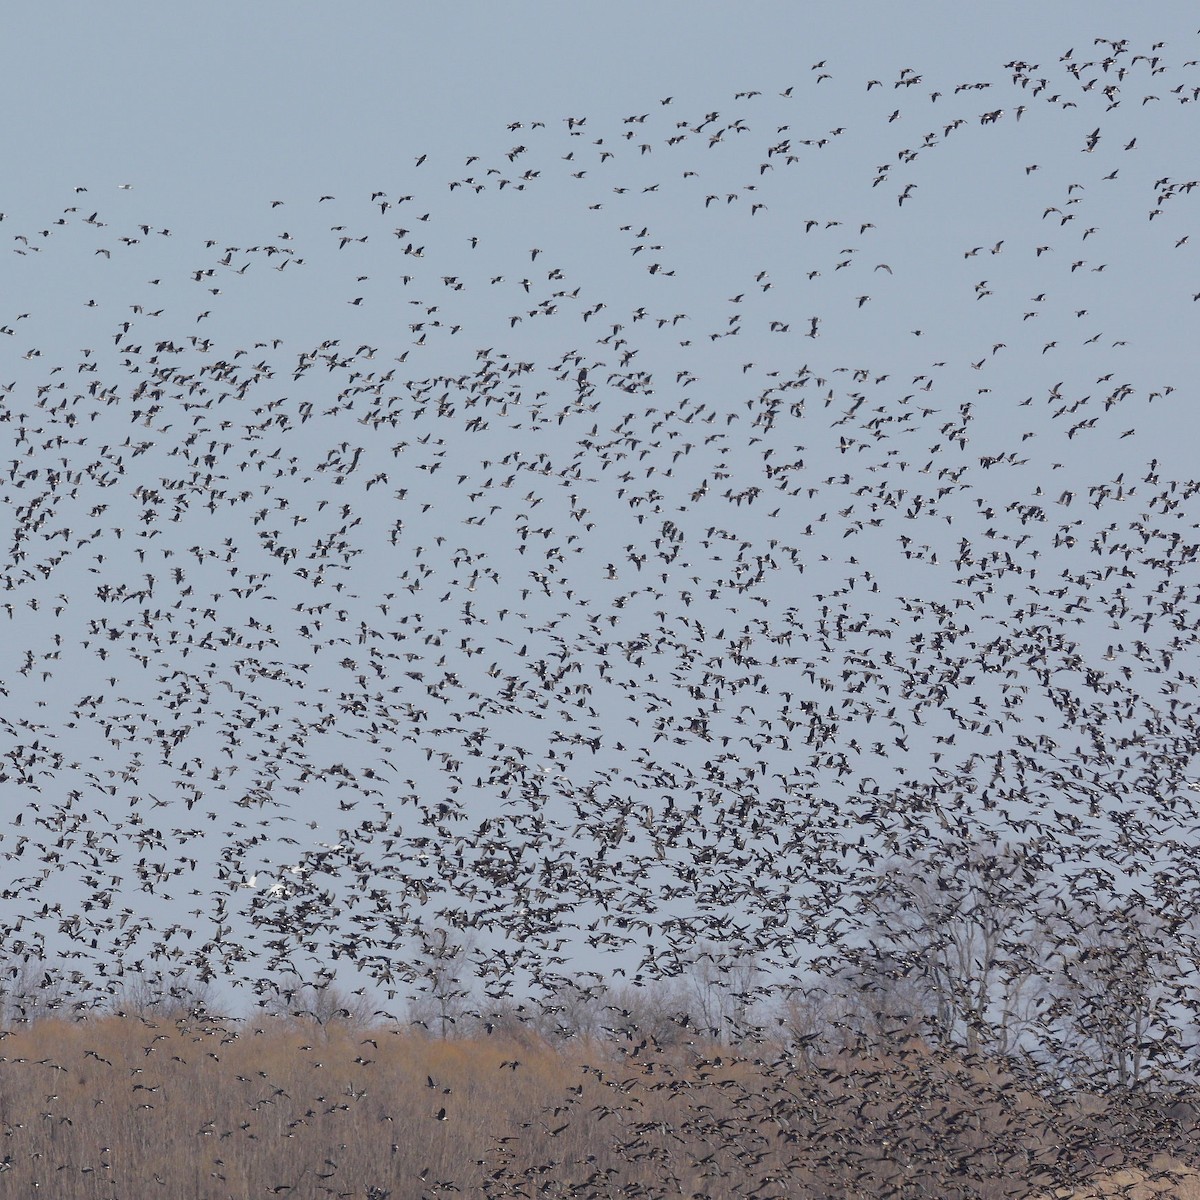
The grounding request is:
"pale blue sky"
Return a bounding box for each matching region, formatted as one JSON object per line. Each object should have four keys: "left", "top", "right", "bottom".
{"left": 1, "top": 3, "right": 1198, "bottom": 1017}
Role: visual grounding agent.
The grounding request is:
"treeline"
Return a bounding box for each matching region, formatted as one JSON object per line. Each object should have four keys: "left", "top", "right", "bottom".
{"left": 0, "top": 1010, "right": 1197, "bottom": 1200}
{"left": 1, "top": 952, "right": 1199, "bottom": 1200}
{"left": 7, "top": 838, "right": 1197, "bottom": 1092}
{"left": 3, "top": 835, "right": 1200, "bottom": 1196}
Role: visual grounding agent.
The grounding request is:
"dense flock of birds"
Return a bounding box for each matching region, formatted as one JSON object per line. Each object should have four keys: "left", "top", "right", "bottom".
{"left": 0, "top": 17, "right": 1199, "bottom": 1120}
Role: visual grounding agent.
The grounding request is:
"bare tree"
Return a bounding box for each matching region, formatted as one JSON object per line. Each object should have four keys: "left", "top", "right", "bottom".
{"left": 772, "top": 980, "right": 834, "bottom": 1065}
{"left": 531, "top": 975, "right": 610, "bottom": 1042}
{"left": 258, "top": 971, "right": 376, "bottom": 1033}
{"left": 0, "top": 958, "right": 68, "bottom": 1024}
{"left": 406, "top": 925, "right": 477, "bottom": 1037}
{"left": 1045, "top": 897, "right": 1185, "bottom": 1090}
{"left": 674, "top": 941, "right": 767, "bottom": 1044}
{"left": 824, "top": 945, "right": 936, "bottom": 1051}
{"left": 107, "top": 969, "right": 225, "bottom": 1020}
{"left": 597, "top": 979, "right": 692, "bottom": 1048}
{"left": 852, "top": 836, "right": 1052, "bottom": 1057}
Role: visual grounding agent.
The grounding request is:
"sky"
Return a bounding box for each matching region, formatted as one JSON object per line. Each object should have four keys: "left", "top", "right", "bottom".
{"left": 1, "top": 3, "right": 1199, "bottom": 1020}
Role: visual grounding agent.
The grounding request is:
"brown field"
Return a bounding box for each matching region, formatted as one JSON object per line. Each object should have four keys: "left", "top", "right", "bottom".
{"left": 0, "top": 1011, "right": 1197, "bottom": 1199}
{"left": 1033, "top": 1163, "right": 1200, "bottom": 1200}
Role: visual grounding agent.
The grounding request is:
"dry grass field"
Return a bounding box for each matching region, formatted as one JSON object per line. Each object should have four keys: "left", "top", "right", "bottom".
{"left": 1034, "top": 1162, "right": 1200, "bottom": 1200}
{"left": 0, "top": 1011, "right": 1196, "bottom": 1199}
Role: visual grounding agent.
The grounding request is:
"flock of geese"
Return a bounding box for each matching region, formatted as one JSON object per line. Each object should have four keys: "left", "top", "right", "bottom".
{"left": 1, "top": 23, "right": 1199, "bottom": 1198}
